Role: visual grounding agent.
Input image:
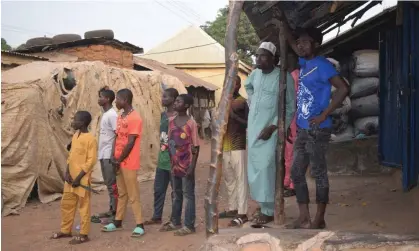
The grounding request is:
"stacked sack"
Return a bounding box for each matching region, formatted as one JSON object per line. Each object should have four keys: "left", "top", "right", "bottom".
{"left": 349, "top": 50, "right": 380, "bottom": 137}
{"left": 327, "top": 58, "right": 353, "bottom": 141}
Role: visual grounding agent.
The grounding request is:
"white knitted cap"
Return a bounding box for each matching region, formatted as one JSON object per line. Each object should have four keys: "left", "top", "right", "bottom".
{"left": 259, "top": 42, "right": 276, "bottom": 56}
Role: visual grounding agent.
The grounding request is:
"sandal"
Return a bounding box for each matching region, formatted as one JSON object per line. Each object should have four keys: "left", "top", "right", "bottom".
{"left": 101, "top": 223, "right": 123, "bottom": 232}
{"left": 131, "top": 226, "right": 145, "bottom": 238}
{"left": 50, "top": 232, "right": 72, "bottom": 239}
{"left": 159, "top": 222, "right": 181, "bottom": 232}
{"left": 219, "top": 210, "right": 238, "bottom": 219}
{"left": 251, "top": 208, "right": 261, "bottom": 222}
{"left": 69, "top": 235, "right": 89, "bottom": 245}
{"left": 228, "top": 215, "right": 248, "bottom": 227}
{"left": 254, "top": 213, "right": 274, "bottom": 225}
{"left": 97, "top": 211, "right": 112, "bottom": 218}
{"left": 91, "top": 215, "right": 101, "bottom": 223}
{"left": 174, "top": 226, "right": 195, "bottom": 236}
{"left": 284, "top": 188, "right": 296, "bottom": 197}
{"left": 144, "top": 218, "right": 162, "bottom": 225}
{"left": 100, "top": 216, "right": 115, "bottom": 225}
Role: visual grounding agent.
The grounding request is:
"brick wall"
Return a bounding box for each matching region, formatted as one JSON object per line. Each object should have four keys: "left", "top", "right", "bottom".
{"left": 58, "top": 44, "right": 133, "bottom": 69}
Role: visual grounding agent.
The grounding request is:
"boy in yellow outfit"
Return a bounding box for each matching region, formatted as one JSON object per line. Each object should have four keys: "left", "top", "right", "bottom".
{"left": 50, "top": 111, "right": 98, "bottom": 245}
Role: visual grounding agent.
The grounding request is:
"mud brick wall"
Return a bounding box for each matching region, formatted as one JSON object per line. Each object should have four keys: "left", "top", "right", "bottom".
{"left": 59, "top": 45, "right": 133, "bottom": 68}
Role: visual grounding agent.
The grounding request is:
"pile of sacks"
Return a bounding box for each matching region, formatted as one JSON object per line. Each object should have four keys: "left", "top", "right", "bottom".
{"left": 349, "top": 50, "right": 380, "bottom": 138}
{"left": 327, "top": 58, "right": 352, "bottom": 141}
{"left": 327, "top": 50, "right": 380, "bottom": 142}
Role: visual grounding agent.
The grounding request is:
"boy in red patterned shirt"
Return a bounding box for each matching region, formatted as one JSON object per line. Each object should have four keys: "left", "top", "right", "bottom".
{"left": 160, "top": 94, "right": 200, "bottom": 236}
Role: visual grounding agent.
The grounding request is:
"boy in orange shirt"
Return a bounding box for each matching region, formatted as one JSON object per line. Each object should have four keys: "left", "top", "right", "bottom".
{"left": 102, "top": 88, "right": 145, "bottom": 238}
{"left": 50, "top": 111, "right": 97, "bottom": 245}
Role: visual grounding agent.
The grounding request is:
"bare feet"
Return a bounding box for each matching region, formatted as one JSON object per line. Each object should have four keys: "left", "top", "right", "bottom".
{"left": 311, "top": 219, "right": 326, "bottom": 229}
{"left": 311, "top": 203, "right": 327, "bottom": 229}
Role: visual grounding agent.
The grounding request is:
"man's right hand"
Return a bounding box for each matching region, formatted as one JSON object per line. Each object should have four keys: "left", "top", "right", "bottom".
{"left": 112, "top": 159, "right": 121, "bottom": 173}
{"left": 258, "top": 125, "right": 278, "bottom": 141}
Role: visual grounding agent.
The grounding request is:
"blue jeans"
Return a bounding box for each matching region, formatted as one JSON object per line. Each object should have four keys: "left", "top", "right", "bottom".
{"left": 171, "top": 173, "right": 195, "bottom": 229}
{"left": 152, "top": 168, "right": 172, "bottom": 220}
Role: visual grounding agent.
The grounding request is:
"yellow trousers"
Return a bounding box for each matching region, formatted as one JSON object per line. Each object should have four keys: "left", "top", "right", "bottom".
{"left": 115, "top": 168, "right": 143, "bottom": 224}
{"left": 60, "top": 191, "right": 91, "bottom": 235}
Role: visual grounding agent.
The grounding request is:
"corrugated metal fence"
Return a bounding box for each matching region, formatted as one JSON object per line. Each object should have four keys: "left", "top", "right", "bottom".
{"left": 379, "top": 2, "right": 419, "bottom": 191}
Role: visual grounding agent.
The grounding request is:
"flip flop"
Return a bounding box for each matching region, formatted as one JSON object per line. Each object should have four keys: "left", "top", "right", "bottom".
{"left": 219, "top": 210, "right": 238, "bottom": 219}
{"left": 174, "top": 226, "right": 195, "bottom": 236}
{"left": 100, "top": 216, "right": 115, "bottom": 225}
{"left": 91, "top": 215, "right": 101, "bottom": 223}
{"left": 131, "top": 226, "right": 145, "bottom": 238}
{"left": 101, "top": 223, "right": 122, "bottom": 232}
{"left": 228, "top": 215, "right": 248, "bottom": 227}
{"left": 144, "top": 218, "right": 162, "bottom": 225}
{"left": 159, "top": 222, "right": 181, "bottom": 232}
{"left": 69, "top": 235, "right": 89, "bottom": 245}
{"left": 50, "top": 232, "right": 72, "bottom": 239}
{"left": 254, "top": 213, "right": 274, "bottom": 225}
{"left": 251, "top": 208, "right": 261, "bottom": 222}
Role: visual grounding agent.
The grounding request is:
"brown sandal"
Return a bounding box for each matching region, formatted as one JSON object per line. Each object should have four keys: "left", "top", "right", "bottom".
{"left": 144, "top": 218, "right": 162, "bottom": 225}
{"left": 50, "top": 232, "right": 72, "bottom": 239}
{"left": 69, "top": 235, "right": 90, "bottom": 245}
{"left": 159, "top": 222, "right": 181, "bottom": 232}
{"left": 254, "top": 214, "right": 274, "bottom": 225}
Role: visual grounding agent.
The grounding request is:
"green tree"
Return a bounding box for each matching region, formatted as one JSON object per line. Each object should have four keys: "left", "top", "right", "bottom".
{"left": 202, "top": 6, "right": 259, "bottom": 66}
{"left": 1, "top": 38, "right": 12, "bottom": 51}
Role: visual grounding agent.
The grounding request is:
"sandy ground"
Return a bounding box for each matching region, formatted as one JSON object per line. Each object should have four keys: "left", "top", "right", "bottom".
{"left": 2, "top": 141, "right": 419, "bottom": 251}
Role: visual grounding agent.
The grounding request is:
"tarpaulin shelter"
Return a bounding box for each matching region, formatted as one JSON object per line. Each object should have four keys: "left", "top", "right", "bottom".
{"left": 1, "top": 61, "right": 187, "bottom": 216}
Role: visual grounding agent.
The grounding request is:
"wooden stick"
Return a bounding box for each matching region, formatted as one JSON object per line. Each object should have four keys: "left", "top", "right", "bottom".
{"left": 205, "top": 0, "right": 244, "bottom": 237}
{"left": 274, "top": 21, "right": 288, "bottom": 225}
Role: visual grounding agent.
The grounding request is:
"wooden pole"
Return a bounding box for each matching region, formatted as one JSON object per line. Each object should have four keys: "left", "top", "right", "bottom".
{"left": 274, "top": 21, "right": 288, "bottom": 225}
{"left": 205, "top": 0, "right": 244, "bottom": 237}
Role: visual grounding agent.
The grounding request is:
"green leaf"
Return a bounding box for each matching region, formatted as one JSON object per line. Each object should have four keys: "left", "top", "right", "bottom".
{"left": 203, "top": 6, "right": 258, "bottom": 66}
{"left": 1, "top": 38, "right": 12, "bottom": 51}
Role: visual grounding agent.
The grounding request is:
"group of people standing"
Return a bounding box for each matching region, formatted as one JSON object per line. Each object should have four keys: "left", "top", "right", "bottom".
{"left": 49, "top": 21, "right": 349, "bottom": 245}
{"left": 218, "top": 23, "right": 349, "bottom": 228}
{"left": 51, "top": 87, "right": 200, "bottom": 245}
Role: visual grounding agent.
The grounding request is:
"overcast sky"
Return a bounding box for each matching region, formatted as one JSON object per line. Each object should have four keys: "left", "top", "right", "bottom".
{"left": 1, "top": 0, "right": 397, "bottom": 52}
{"left": 1, "top": 0, "right": 227, "bottom": 51}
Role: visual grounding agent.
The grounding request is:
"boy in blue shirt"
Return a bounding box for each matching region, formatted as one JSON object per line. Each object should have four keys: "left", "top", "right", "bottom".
{"left": 280, "top": 20, "right": 349, "bottom": 229}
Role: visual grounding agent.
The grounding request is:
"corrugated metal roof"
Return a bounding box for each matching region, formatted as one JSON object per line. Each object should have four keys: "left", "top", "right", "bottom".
{"left": 134, "top": 57, "right": 219, "bottom": 91}
{"left": 1, "top": 50, "right": 49, "bottom": 61}
{"left": 140, "top": 25, "right": 251, "bottom": 70}
{"left": 13, "top": 38, "right": 143, "bottom": 54}
{"left": 243, "top": 1, "right": 381, "bottom": 55}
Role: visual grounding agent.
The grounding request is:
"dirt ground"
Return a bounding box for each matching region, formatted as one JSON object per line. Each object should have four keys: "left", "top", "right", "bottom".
{"left": 2, "top": 141, "right": 419, "bottom": 251}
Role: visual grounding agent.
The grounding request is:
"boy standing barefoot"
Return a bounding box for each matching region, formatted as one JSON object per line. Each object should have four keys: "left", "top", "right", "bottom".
{"left": 280, "top": 13, "right": 349, "bottom": 229}
{"left": 51, "top": 111, "right": 98, "bottom": 245}
{"left": 102, "top": 89, "right": 145, "bottom": 238}
{"left": 160, "top": 94, "right": 200, "bottom": 236}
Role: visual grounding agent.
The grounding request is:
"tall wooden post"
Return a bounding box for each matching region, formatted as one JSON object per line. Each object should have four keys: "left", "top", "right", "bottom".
{"left": 274, "top": 23, "right": 288, "bottom": 225}
{"left": 205, "top": 0, "right": 244, "bottom": 237}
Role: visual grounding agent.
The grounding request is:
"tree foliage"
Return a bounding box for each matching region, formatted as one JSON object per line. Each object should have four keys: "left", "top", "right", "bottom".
{"left": 2, "top": 38, "right": 12, "bottom": 51}
{"left": 202, "top": 6, "right": 259, "bottom": 66}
